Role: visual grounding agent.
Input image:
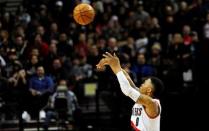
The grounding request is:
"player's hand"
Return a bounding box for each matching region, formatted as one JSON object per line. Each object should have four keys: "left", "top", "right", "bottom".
{"left": 96, "top": 58, "right": 107, "bottom": 71}
{"left": 96, "top": 65, "right": 106, "bottom": 72}
{"left": 102, "top": 52, "right": 122, "bottom": 74}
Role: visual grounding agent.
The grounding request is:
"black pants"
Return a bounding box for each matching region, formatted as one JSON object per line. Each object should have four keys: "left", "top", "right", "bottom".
{"left": 21, "top": 92, "right": 50, "bottom": 119}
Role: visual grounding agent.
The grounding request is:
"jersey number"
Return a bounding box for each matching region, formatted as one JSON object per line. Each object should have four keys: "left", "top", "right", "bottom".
{"left": 136, "top": 117, "right": 139, "bottom": 126}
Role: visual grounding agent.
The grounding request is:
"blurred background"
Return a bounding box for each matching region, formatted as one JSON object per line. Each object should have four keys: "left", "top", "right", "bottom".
{"left": 0, "top": 0, "right": 209, "bottom": 130}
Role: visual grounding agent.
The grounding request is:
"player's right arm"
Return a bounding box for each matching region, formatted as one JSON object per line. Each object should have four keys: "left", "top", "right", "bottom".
{"left": 116, "top": 70, "right": 159, "bottom": 118}
{"left": 97, "top": 52, "right": 159, "bottom": 118}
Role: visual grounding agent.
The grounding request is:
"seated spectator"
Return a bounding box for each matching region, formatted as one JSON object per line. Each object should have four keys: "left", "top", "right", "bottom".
{"left": 26, "top": 55, "right": 40, "bottom": 77}
{"left": 12, "top": 35, "right": 28, "bottom": 60}
{"left": 29, "top": 66, "right": 54, "bottom": 95}
{"left": 43, "top": 79, "right": 80, "bottom": 131}
{"left": 44, "top": 39, "right": 58, "bottom": 69}
{"left": 28, "top": 34, "right": 49, "bottom": 58}
{"left": 147, "top": 42, "right": 163, "bottom": 77}
{"left": 57, "top": 33, "right": 73, "bottom": 57}
{"left": 25, "top": 66, "right": 54, "bottom": 119}
{"left": 4, "top": 49, "right": 18, "bottom": 77}
{"left": 49, "top": 58, "right": 68, "bottom": 82}
{"left": 131, "top": 53, "right": 155, "bottom": 83}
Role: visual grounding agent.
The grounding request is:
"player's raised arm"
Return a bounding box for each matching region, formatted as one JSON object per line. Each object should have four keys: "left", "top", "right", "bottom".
{"left": 97, "top": 57, "right": 138, "bottom": 90}
{"left": 97, "top": 52, "right": 159, "bottom": 118}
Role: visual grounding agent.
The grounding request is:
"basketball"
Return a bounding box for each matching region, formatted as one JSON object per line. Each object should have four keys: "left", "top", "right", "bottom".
{"left": 73, "top": 3, "right": 95, "bottom": 25}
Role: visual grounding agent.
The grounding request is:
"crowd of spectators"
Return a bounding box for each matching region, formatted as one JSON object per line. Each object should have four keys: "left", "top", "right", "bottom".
{"left": 1, "top": 0, "right": 209, "bottom": 130}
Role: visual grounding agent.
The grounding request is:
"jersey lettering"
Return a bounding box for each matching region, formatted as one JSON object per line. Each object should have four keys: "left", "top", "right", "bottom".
{"left": 132, "top": 107, "right": 142, "bottom": 116}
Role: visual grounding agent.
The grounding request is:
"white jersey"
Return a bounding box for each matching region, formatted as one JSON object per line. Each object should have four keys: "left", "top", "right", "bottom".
{"left": 130, "top": 99, "right": 161, "bottom": 131}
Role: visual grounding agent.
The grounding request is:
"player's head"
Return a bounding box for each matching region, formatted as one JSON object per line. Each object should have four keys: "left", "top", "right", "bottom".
{"left": 139, "top": 77, "right": 164, "bottom": 98}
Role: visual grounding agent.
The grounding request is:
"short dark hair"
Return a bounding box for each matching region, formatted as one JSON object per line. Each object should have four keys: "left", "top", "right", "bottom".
{"left": 150, "top": 77, "right": 164, "bottom": 98}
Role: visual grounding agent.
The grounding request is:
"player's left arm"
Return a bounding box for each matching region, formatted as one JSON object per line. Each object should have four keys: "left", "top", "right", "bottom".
{"left": 136, "top": 94, "right": 160, "bottom": 118}
{"left": 122, "top": 69, "right": 139, "bottom": 90}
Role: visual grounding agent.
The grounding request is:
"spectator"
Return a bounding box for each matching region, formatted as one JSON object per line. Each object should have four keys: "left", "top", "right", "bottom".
{"left": 105, "top": 15, "right": 123, "bottom": 40}
{"left": 36, "top": 26, "right": 46, "bottom": 39}
{"left": 12, "top": 35, "right": 28, "bottom": 60}
{"left": 1, "top": 61, "right": 24, "bottom": 120}
{"left": 10, "top": 69, "right": 28, "bottom": 119}
{"left": 24, "top": 66, "right": 54, "bottom": 119}
{"left": 182, "top": 25, "right": 193, "bottom": 46}
{"left": 4, "top": 49, "right": 19, "bottom": 78}
{"left": 148, "top": 42, "right": 163, "bottom": 77}
{"left": 38, "top": 5, "right": 50, "bottom": 28}
{"left": 168, "top": 33, "right": 191, "bottom": 67}
{"left": 49, "top": 58, "right": 68, "bottom": 82}
{"left": 148, "top": 17, "right": 161, "bottom": 42}
{"left": 74, "top": 33, "right": 88, "bottom": 58}
{"left": 87, "top": 45, "right": 100, "bottom": 67}
{"left": 134, "top": 1, "right": 150, "bottom": 24}
{"left": 13, "top": 25, "right": 26, "bottom": 39}
{"left": 33, "top": 33, "right": 49, "bottom": 57}
{"left": 107, "top": 37, "right": 119, "bottom": 53}
{"left": 1, "top": 12, "right": 14, "bottom": 31}
{"left": 120, "top": 36, "right": 136, "bottom": 60}
{"left": 29, "top": 66, "right": 54, "bottom": 95}
{"left": 175, "top": 1, "right": 190, "bottom": 28}
{"left": 48, "top": 22, "right": 59, "bottom": 40}
{"left": 79, "top": 56, "right": 93, "bottom": 79}
{"left": 131, "top": 53, "right": 155, "bottom": 83}
{"left": 26, "top": 55, "right": 40, "bottom": 77}
{"left": 57, "top": 33, "right": 73, "bottom": 57}
{"left": 135, "top": 29, "right": 149, "bottom": 54}
{"left": 130, "top": 19, "right": 143, "bottom": 39}
{"left": 44, "top": 39, "right": 58, "bottom": 68}
{"left": 43, "top": 79, "right": 80, "bottom": 131}
{"left": 96, "top": 37, "right": 107, "bottom": 54}
{"left": 0, "top": 30, "right": 11, "bottom": 58}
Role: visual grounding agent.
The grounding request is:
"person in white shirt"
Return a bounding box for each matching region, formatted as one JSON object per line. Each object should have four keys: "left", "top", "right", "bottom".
{"left": 96, "top": 52, "right": 164, "bottom": 131}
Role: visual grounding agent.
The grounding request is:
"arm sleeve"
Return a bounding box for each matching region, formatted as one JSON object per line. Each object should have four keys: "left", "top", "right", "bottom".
{"left": 116, "top": 71, "right": 141, "bottom": 102}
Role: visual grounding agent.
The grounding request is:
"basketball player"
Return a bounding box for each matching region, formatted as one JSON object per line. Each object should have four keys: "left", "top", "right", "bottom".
{"left": 96, "top": 52, "right": 164, "bottom": 131}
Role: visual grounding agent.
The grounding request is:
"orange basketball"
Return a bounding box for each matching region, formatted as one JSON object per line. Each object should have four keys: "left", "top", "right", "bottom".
{"left": 73, "top": 3, "right": 95, "bottom": 25}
